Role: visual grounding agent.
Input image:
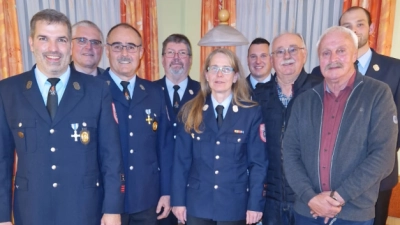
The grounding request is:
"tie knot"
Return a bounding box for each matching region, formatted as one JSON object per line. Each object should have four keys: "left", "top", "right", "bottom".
{"left": 216, "top": 105, "right": 224, "bottom": 115}
{"left": 173, "top": 85, "right": 180, "bottom": 91}
{"left": 255, "top": 82, "right": 263, "bottom": 88}
{"left": 121, "top": 81, "right": 130, "bottom": 89}
{"left": 47, "top": 78, "right": 60, "bottom": 86}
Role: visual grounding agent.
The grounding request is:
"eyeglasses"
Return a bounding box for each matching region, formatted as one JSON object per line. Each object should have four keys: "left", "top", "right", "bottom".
{"left": 207, "top": 66, "right": 235, "bottom": 75}
{"left": 107, "top": 43, "right": 142, "bottom": 53}
{"left": 271, "top": 46, "right": 304, "bottom": 58}
{"left": 72, "top": 37, "right": 102, "bottom": 48}
{"left": 163, "top": 50, "right": 190, "bottom": 58}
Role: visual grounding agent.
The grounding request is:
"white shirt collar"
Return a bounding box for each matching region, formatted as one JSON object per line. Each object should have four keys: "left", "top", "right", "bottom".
{"left": 249, "top": 74, "right": 271, "bottom": 89}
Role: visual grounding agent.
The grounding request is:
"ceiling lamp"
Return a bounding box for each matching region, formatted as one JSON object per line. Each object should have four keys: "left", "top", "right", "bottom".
{"left": 198, "top": 9, "right": 249, "bottom": 46}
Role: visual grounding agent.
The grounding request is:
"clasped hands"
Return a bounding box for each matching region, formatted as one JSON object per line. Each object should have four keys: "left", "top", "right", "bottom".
{"left": 308, "top": 191, "right": 345, "bottom": 224}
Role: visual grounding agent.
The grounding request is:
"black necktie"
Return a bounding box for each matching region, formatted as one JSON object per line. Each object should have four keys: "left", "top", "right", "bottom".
{"left": 255, "top": 82, "right": 263, "bottom": 89}
{"left": 121, "top": 81, "right": 131, "bottom": 101}
{"left": 216, "top": 105, "right": 224, "bottom": 129}
{"left": 46, "top": 78, "right": 60, "bottom": 120}
{"left": 173, "top": 85, "right": 180, "bottom": 113}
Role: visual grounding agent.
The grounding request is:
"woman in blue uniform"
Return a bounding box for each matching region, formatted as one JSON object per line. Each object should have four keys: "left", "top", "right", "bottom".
{"left": 171, "top": 48, "right": 268, "bottom": 225}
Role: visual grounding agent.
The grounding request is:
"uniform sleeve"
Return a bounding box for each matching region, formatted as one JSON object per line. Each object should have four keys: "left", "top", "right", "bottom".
{"left": 336, "top": 85, "right": 398, "bottom": 202}
{"left": 247, "top": 106, "right": 268, "bottom": 212}
{"left": 170, "top": 122, "right": 192, "bottom": 206}
{"left": 98, "top": 82, "right": 125, "bottom": 213}
{"left": 0, "top": 92, "right": 15, "bottom": 222}
{"left": 157, "top": 89, "right": 174, "bottom": 196}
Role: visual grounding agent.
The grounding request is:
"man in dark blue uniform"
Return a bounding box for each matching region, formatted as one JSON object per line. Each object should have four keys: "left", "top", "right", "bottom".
{"left": 154, "top": 33, "right": 200, "bottom": 225}
{"left": 0, "top": 9, "right": 124, "bottom": 225}
{"left": 246, "top": 37, "right": 272, "bottom": 92}
{"left": 311, "top": 7, "right": 400, "bottom": 225}
{"left": 100, "top": 23, "right": 174, "bottom": 225}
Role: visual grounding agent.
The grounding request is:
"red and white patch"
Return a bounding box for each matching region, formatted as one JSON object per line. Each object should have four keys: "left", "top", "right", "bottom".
{"left": 259, "top": 124, "right": 266, "bottom": 143}
{"left": 112, "top": 102, "right": 119, "bottom": 124}
{"left": 120, "top": 184, "right": 125, "bottom": 193}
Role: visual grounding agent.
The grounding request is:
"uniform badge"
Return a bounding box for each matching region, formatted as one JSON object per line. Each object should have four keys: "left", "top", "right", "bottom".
{"left": 373, "top": 64, "right": 380, "bottom": 71}
{"left": 202, "top": 104, "right": 209, "bottom": 111}
{"left": 232, "top": 105, "right": 239, "bottom": 113}
{"left": 259, "top": 124, "right": 266, "bottom": 143}
{"left": 120, "top": 173, "right": 125, "bottom": 182}
{"left": 73, "top": 82, "right": 80, "bottom": 90}
{"left": 189, "top": 89, "right": 194, "bottom": 95}
{"left": 71, "top": 123, "right": 80, "bottom": 141}
{"left": 140, "top": 84, "right": 145, "bottom": 90}
{"left": 191, "top": 133, "right": 195, "bottom": 139}
{"left": 18, "top": 132, "right": 24, "bottom": 138}
{"left": 80, "top": 122, "right": 90, "bottom": 145}
{"left": 394, "top": 115, "right": 398, "bottom": 124}
{"left": 234, "top": 130, "right": 244, "bottom": 134}
{"left": 152, "top": 120, "right": 158, "bottom": 132}
{"left": 145, "top": 109, "right": 153, "bottom": 124}
{"left": 26, "top": 81, "right": 32, "bottom": 89}
{"left": 112, "top": 103, "right": 119, "bottom": 124}
{"left": 106, "top": 80, "right": 111, "bottom": 86}
{"left": 120, "top": 184, "right": 125, "bottom": 193}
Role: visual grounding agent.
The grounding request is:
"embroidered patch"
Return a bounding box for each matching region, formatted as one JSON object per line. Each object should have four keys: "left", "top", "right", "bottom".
{"left": 259, "top": 124, "right": 266, "bottom": 143}
{"left": 112, "top": 102, "right": 118, "bottom": 124}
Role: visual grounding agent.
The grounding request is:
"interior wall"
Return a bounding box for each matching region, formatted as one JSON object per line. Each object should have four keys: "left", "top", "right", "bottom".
{"left": 156, "top": 0, "right": 202, "bottom": 81}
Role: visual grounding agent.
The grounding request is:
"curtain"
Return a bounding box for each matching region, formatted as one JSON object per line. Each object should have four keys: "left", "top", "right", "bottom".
{"left": 122, "top": 0, "right": 159, "bottom": 81}
{"left": 343, "top": 0, "right": 396, "bottom": 56}
{"left": 236, "top": 0, "right": 343, "bottom": 74}
{"left": 200, "top": 0, "right": 236, "bottom": 71}
{"left": 15, "top": 0, "right": 121, "bottom": 71}
{"left": 0, "top": 0, "right": 23, "bottom": 80}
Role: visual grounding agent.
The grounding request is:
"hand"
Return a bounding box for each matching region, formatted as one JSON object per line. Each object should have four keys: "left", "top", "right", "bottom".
{"left": 246, "top": 210, "right": 262, "bottom": 224}
{"left": 100, "top": 213, "right": 121, "bottom": 225}
{"left": 172, "top": 206, "right": 187, "bottom": 224}
{"left": 156, "top": 195, "right": 171, "bottom": 219}
{"left": 308, "top": 193, "right": 342, "bottom": 219}
{"left": 0, "top": 222, "right": 13, "bottom": 225}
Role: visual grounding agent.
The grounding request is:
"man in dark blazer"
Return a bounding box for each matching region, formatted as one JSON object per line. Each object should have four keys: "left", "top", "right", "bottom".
{"left": 246, "top": 37, "right": 272, "bottom": 92}
{"left": 311, "top": 7, "right": 400, "bottom": 225}
{"left": 0, "top": 9, "right": 124, "bottom": 225}
{"left": 154, "top": 34, "right": 200, "bottom": 140}
{"left": 100, "top": 23, "right": 174, "bottom": 225}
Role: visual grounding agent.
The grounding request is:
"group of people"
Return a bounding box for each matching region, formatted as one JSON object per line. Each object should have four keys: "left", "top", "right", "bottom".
{"left": 0, "top": 6, "right": 398, "bottom": 225}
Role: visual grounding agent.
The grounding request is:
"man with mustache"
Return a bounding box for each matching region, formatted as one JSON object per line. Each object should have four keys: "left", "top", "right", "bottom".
{"left": 0, "top": 9, "right": 124, "bottom": 225}
{"left": 71, "top": 20, "right": 105, "bottom": 76}
{"left": 283, "top": 26, "right": 397, "bottom": 225}
{"left": 253, "top": 33, "right": 322, "bottom": 225}
{"left": 246, "top": 37, "right": 272, "bottom": 91}
{"left": 99, "top": 23, "right": 174, "bottom": 225}
{"left": 153, "top": 33, "right": 200, "bottom": 225}
{"left": 311, "top": 7, "right": 400, "bottom": 225}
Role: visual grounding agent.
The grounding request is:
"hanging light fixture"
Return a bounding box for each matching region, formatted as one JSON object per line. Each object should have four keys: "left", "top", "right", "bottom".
{"left": 198, "top": 9, "right": 249, "bottom": 46}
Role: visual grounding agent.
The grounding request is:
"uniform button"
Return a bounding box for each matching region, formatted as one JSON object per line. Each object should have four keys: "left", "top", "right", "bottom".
{"left": 50, "top": 147, "right": 56, "bottom": 152}
{"left": 173, "top": 123, "right": 177, "bottom": 127}
{"left": 82, "top": 122, "right": 87, "bottom": 127}
{"left": 216, "top": 141, "right": 220, "bottom": 145}
{"left": 237, "top": 138, "right": 241, "bottom": 142}
{"left": 214, "top": 185, "right": 218, "bottom": 189}
{"left": 130, "top": 132, "right": 133, "bottom": 137}
{"left": 130, "top": 149, "right": 134, "bottom": 154}
{"left": 215, "top": 155, "right": 220, "bottom": 159}
{"left": 247, "top": 188, "right": 249, "bottom": 192}
{"left": 18, "top": 122, "right": 22, "bottom": 127}
{"left": 96, "top": 182, "right": 99, "bottom": 187}
{"left": 53, "top": 183, "right": 58, "bottom": 188}
{"left": 174, "top": 135, "right": 176, "bottom": 139}
{"left": 128, "top": 115, "right": 132, "bottom": 119}
{"left": 51, "top": 165, "right": 56, "bottom": 170}
{"left": 50, "top": 129, "right": 55, "bottom": 134}
{"left": 197, "top": 137, "right": 200, "bottom": 140}
{"left": 129, "top": 166, "right": 134, "bottom": 170}
{"left": 215, "top": 170, "right": 219, "bottom": 174}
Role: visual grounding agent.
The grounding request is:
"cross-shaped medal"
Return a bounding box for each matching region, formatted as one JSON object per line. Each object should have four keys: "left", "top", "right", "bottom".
{"left": 71, "top": 129, "right": 80, "bottom": 141}
{"left": 146, "top": 115, "right": 153, "bottom": 124}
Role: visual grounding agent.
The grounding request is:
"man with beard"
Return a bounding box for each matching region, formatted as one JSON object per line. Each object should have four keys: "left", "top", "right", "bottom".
{"left": 253, "top": 33, "right": 322, "bottom": 225}
{"left": 246, "top": 37, "right": 272, "bottom": 91}
{"left": 71, "top": 20, "right": 104, "bottom": 76}
{"left": 99, "top": 23, "right": 174, "bottom": 225}
{"left": 154, "top": 33, "right": 200, "bottom": 225}
{"left": 0, "top": 9, "right": 124, "bottom": 225}
{"left": 311, "top": 7, "right": 400, "bottom": 225}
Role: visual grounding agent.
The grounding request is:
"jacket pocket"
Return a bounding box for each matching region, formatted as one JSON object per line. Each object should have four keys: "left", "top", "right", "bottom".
{"left": 10, "top": 119, "right": 37, "bottom": 153}
{"left": 84, "top": 174, "right": 101, "bottom": 188}
{"left": 15, "top": 176, "right": 29, "bottom": 191}
{"left": 187, "top": 177, "right": 200, "bottom": 190}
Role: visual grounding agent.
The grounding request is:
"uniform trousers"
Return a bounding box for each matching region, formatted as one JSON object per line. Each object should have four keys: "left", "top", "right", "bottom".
{"left": 121, "top": 206, "right": 158, "bottom": 225}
